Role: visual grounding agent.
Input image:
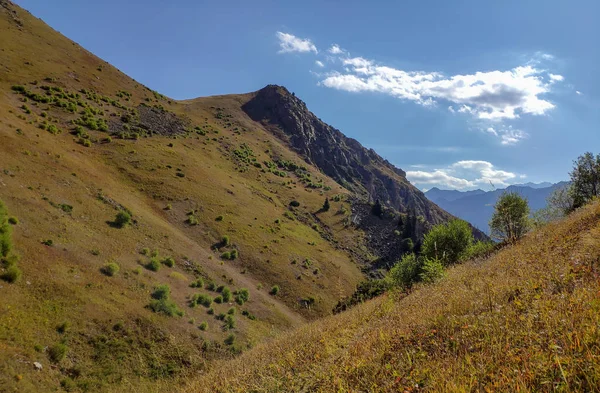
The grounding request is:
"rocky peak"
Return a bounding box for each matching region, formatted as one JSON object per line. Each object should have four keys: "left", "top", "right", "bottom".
{"left": 242, "top": 85, "right": 451, "bottom": 225}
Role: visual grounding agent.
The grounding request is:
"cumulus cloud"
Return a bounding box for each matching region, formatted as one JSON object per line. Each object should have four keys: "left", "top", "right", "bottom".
{"left": 407, "top": 160, "right": 521, "bottom": 190}
{"left": 276, "top": 32, "right": 317, "bottom": 54}
{"left": 320, "top": 57, "right": 561, "bottom": 121}
{"left": 315, "top": 60, "right": 325, "bottom": 68}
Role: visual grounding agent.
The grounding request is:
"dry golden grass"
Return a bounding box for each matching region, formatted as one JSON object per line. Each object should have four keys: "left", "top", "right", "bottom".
{"left": 0, "top": 3, "right": 366, "bottom": 391}
{"left": 184, "top": 201, "right": 600, "bottom": 392}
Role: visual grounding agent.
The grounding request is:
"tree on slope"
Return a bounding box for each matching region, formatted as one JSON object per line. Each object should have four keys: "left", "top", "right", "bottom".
{"left": 570, "top": 152, "right": 600, "bottom": 209}
{"left": 490, "top": 192, "right": 530, "bottom": 243}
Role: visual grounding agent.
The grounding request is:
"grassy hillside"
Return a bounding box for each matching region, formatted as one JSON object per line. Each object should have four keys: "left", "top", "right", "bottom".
{"left": 184, "top": 200, "right": 600, "bottom": 392}
{"left": 0, "top": 2, "right": 375, "bottom": 391}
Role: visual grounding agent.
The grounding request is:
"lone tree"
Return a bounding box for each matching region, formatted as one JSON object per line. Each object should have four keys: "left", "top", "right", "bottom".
{"left": 490, "top": 192, "right": 530, "bottom": 243}
{"left": 322, "top": 197, "right": 330, "bottom": 212}
{"left": 570, "top": 152, "right": 600, "bottom": 209}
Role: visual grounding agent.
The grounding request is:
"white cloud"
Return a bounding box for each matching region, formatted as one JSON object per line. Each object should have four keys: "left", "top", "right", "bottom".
{"left": 549, "top": 73, "right": 564, "bottom": 82}
{"left": 315, "top": 60, "right": 325, "bottom": 68}
{"left": 576, "top": 90, "right": 582, "bottom": 95}
{"left": 321, "top": 58, "right": 561, "bottom": 121}
{"left": 407, "top": 160, "right": 522, "bottom": 190}
{"left": 500, "top": 128, "right": 527, "bottom": 145}
{"left": 276, "top": 32, "right": 317, "bottom": 54}
{"left": 328, "top": 44, "right": 344, "bottom": 54}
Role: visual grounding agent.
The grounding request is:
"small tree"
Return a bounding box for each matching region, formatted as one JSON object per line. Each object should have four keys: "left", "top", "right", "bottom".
{"left": 371, "top": 199, "right": 383, "bottom": 218}
{"left": 570, "top": 152, "right": 600, "bottom": 209}
{"left": 322, "top": 198, "right": 330, "bottom": 212}
{"left": 490, "top": 192, "right": 530, "bottom": 243}
{"left": 421, "top": 219, "right": 473, "bottom": 266}
{"left": 114, "top": 211, "right": 131, "bottom": 228}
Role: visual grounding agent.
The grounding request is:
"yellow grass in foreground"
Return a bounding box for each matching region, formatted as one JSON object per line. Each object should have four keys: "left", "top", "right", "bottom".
{"left": 184, "top": 201, "right": 600, "bottom": 392}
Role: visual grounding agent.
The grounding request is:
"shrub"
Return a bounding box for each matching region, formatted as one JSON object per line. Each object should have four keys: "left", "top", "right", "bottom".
{"left": 190, "top": 278, "right": 204, "bottom": 288}
{"left": 569, "top": 152, "right": 600, "bottom": 209}
{"left": 419, "top": 257, "right": 445, "bottom": 284}
{"left": 195, "top": 294, "right": 213, "bottom": 307}
{"left": 199, "top": 321, "right": 208, "bottom": 331}
{"left": 234, "top": 288, "right": 249, "bottom": 305}
{"left": 322, "top": 198, "right": 330, "bottom": 211}
{"left": 161, "top": 257, "right": 175, "bottom": 268}
{"left": 490, "top": 192, "right": 530, "bottom": 243}
{"left": 229, "top": 249, "right": 238, "bottom": 260}
{"left": 269, "top": 285, "right": 280, "bottom": 295}
{"left": 227, "top": 307, "right": 236, "bottom": 315}
{"left": 462, "top": 241, "right": 496, "bottom": 261}
{"left": 141, "top": 248, "right": 150, "bottom": 256}
{"left": 221, "top": 287, "right": 232, "bottom": 302}
{"left": 152, "top": 284, "right": 171, "bottom": 300}
{"left": 1, "top": 265, "right": 22, "bottom": 283}
{"left": 8, "top": 217, "right": 18, "bottom": 225}
{"left": 215, "top": 215, "right": 224, "bottom": 221}
{"left": 387, "top": 253, "right": 422, "bottom": 290}
{"left": 48, "top": 344, "right": 68, "bottom": 363}
{"left": 421, "top": 219, "right": 473, "bottom": 266}
{"left": 214, "top": 295, "right": 223, "bottom": 304}
{"left": 224, "top": 334, "right": 235, "bottom": 345}
{"left": 289, "top": 200, "right": 300, "bottom": 207}
{"left": 221, "top": 235, "right": 230, "bottom": 247}
{"left": 148, "top": 298, "right": 183, "bottom": 317}
{"left": 101, "top": 262, "right": 120, "bottom": 277}
{"left": 220, "top": 251, "right": 231, "bottom": 260}
{"left": 224, "top": 314, "right": 235, "bottom": 330}
{"left": 42, "top": 239, "right": 53, "bottom": 247}
{"left": 186, "top": 215, "right": 199, "bottom": 225}
{"left": 165, "top": 204, "right": 172, "bottom": 211}
{"left": 146, "top": 258, "right": 161, "bottom": 272}
{"left": 114, "top": 211, "right": 132, "bottom": 228}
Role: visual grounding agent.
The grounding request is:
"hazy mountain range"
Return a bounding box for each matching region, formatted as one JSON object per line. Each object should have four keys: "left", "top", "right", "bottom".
{"left": 425, "top": 182, "right": 569, "bottom": 234}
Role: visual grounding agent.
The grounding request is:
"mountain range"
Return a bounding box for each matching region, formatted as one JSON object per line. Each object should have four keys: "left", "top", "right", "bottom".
{"left": 425, "top": 182, "right": 569, "bottom": 234}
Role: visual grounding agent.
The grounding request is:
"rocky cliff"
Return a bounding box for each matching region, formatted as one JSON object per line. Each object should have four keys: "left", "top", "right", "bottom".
{"left": 242, "top": 85, "right": 452, "bottom": 226}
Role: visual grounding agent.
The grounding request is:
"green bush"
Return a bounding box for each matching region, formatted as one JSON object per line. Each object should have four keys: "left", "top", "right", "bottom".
{"left": 152, "top": 284, "right": 171, "bottom": 300}
{"left": 194, "top": 293, "right": 213, "bottom": 307}
{"left": 224, "top": 314, "right": 235, "bottom": 330}
{"left": 289, "top": 200, "right": 300, "bottom": 207}
{"left": 101, "top": 262, "right": 120, "bottom": 277}
{"left": 462, "top": 241, "right": 496, "bottom": 261}
{"left": 220, "top": 251, "right": 231, "bottom": 260}
{"left": 48, "top": 343, "right": 68, "bottom": 363}
{"left": 141, "top": 248, "right": 150, "bottom": 256}
{"left": 56, "top": 321, "right": 70, "bottom": 334}
{"left": 214, "top": 295, "right": 223, "bottom": 304}
{"left": 146, "top": 258, "right": 161, "bottom": 272}
{"left": 269, "top": 285, "right": 280, "bottom": 295}
{"left": 387, "top": 253, "right": 422, "bottom": 290}
{"left": 421, "top": 219, "right": 473, "bottom": 266}
{"left": 8, "top": 217, "right": 18, "bottom": 225}
{"left": 224, "top": 334, "right": 235, "bottom": 345}
{"left": 1, "top": 265, "right": 22, "bottom": 283}
{"left": 221, "top": 235, "right": 230, "bottom": 247}
{"left": 221, "top": 287, "right": 232, "bottom": 302}
{"left": 114, "top": 211, "right": 132, "bottom": 228}
{"left": 227, "top": 307, "right": 236, "bottom": 315}
{"left": 215, "top": 215, "right": 224, "bottom": 221}
{"left": 199, "top": 321, "right": 208, "bottom": 331}
{"left": 234, "top": 288, "right": 249, "bottom": 305}
{"left": 419, "top": 257, "right": 445, "bottom": 284}
{"left": 161, "top": 257, "right": 175, "bottom": 268}
{"left": 190, "top": 278, "right": 204, "bottom": 288}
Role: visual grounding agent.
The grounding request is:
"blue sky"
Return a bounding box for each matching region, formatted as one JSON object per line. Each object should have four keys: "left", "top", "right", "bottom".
{"left": 15, "top": 0, "right": 600, "bottom": 190}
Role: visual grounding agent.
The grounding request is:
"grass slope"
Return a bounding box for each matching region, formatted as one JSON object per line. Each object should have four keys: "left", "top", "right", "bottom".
{"left": 0, "top": 2, "right": 368, "bottom": 391}
{"left": 184, "top": 201, "right": 600, "bottom": 392}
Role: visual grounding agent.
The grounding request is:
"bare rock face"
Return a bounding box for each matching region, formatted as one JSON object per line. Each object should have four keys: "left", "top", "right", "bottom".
{"left": 242, "top": 85, "right": 451, "bottom": 225}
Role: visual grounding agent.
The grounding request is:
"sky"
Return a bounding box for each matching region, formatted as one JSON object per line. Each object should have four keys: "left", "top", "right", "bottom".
{"left": 14, "top": 0, "right": 600, "bottom": 191}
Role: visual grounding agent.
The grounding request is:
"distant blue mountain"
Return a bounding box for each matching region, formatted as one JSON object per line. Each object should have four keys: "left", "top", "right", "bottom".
{"left": 425, "top": 182, "right": 569, "bottom": 235}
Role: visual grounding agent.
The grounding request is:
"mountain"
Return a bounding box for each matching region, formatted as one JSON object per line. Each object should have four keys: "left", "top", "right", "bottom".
{"left": 426, "top": 182, "right": 569, "bottom": 234}
{"left": 0, "top": 2, "right": 480, "bottom": 391}
{"left": 513, "top": 181, "right": 553, "bottom": 189}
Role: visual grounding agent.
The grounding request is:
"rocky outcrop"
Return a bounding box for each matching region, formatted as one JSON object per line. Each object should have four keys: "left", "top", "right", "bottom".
{"left": 243, "top": 85, "right": 451, "bottom": 225}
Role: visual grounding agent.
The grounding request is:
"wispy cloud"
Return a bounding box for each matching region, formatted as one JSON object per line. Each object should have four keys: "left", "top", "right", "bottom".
{"left": 407, "top": 160, "right": 522, "bottom": 190}
{"left": 315, "top": 60, "right": 325, "bottom": 68}
{"left": 276, "top": 32, "right": 317, "bottom": 54}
